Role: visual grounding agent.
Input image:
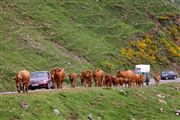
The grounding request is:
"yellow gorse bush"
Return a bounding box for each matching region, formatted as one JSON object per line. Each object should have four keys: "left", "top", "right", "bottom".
{"left": 120, "top": 48, "right": 135, "bottom": 60}
{"left": 159, "top": 16, "right": 170, "bottom": 21}
{"left": 119, "top": 14, "right": 179, "bottom": 66}
{"left": 120, "top": 35, "right": 159, "bottom": 64}
{"left": 162, "top": 39, "right": 180, "bottom": 57}
{"left": 169, "top": 25, "right": 179, "bottom": 37}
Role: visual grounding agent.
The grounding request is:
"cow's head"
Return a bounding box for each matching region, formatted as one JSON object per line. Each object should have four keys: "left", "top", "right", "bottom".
{"left": 155, "top": 73, "right": 160, "bottom": 78}
{"left": 69, "top": 73, "right": 73, "bottom": 80}
{"left": 54, "top": 67, "right": 60, "bottom": 74}
{"left": 50, "top": 67, "right": 58, "bottom": 79}
{"left": 116, "top": 70, "right": 122, "bottom": 77}
{"left": 50, "top": 67, "right": 64, "bottom": 78}
{"left": 86, "top": 71, "right": 92, "bottom": 77}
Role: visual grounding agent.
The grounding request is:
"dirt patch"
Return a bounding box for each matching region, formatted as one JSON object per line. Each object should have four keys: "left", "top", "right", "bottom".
{"left": 21, "top": 34, "right": 42, "bottom": 51}
{"left": 53, "top": 42, "right": 91, "bottom": 64}
{"left": 67, "top": 108, "right": 79, "bottom": 120}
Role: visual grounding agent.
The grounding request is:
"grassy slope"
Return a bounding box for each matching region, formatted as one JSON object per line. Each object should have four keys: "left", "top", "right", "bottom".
{"left": 0, "top": 0, "right": 180, "bottom": 91}
{"left": 0, "top": 83, "right": 180, "bottom": 120}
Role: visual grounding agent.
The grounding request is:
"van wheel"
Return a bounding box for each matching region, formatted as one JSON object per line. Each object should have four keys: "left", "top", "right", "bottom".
{"left": 165, "top": 77, "right": 168, "bottom": 80}
{"left": 174, "top": 76, "right": 177, "bottom": 79}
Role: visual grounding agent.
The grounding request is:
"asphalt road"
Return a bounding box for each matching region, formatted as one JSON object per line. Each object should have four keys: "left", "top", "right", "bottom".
{"left": 149, "top": 78, "right": 180, "bottom": 85}
{"left": 0, "top": 78, "right": 179, "bottom": 95}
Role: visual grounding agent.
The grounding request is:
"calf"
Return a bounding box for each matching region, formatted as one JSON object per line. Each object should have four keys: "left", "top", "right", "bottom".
{"left": 134, "top": 74, "right": 144, "bottom": 86}
{"left": 154, "top": 73, "right": 160, "bottom": 86}
{"left": 69, "top": 73, "right": 77, "bottom": 88}
{"left": 112, "top": 76, "right": 124, "bottom": 87}
{"left": 104, "top": 74, "right": 112, "bottom": 87}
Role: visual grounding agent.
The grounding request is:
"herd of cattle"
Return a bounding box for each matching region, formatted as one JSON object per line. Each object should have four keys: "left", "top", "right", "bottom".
{"left": 12, "top": 68, "right": 161, "bottom": 93}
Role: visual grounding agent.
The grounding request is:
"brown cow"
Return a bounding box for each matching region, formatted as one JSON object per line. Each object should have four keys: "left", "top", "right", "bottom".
{"left": 116, "top": 70, "right": 134, "bottom": 87}
{"left": 111, "top": 76, "right": 124, "bottom": 87}
{"left": 93, "top": 69, "right": 104, "bottom": 87}
{"left": 111, "top": 76, "right": 117, "bottom": 86}
{"left": 69, "top": 72, "right": 77, "bottom": 88}
{"left": 81, "top": 70, "right": 92, "bottom": 87}
{"left": 104, "top": 74, "right": 113, "bottom": 87}
{"left": 12, "top": 70, "right": 30, "bottom": 93}
{"left": 133, "top": 74, "right": 144, "bottom": 86}
{"left": 50, "top": 67, "right": 65, "bottom": 89}
{"left": 154, "top": 73, "right": 160, "bottom": 85}
{"left": 115, "top": 77, "right": 124, "bottom": 87}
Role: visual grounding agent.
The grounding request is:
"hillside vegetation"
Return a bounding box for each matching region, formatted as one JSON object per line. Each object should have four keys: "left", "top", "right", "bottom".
{"left": 0, "top": 0, "right": 180, "bottom": 91}
{"left": 0, "top": 83, "right": 180, "bottom": 120}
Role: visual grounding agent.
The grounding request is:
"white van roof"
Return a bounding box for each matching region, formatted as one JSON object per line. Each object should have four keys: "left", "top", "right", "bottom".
{"left": 135, "top": 64, "right": 150, "bottom": 73}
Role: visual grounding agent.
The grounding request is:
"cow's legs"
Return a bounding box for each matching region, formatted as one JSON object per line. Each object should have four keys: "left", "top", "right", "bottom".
{"left": 16, "top": 85, "right": 21, "bottom": 93}
{"left": 94, "top": 80, "right": 97, "bottom": 87}
{"left": 84, "top": 80, "right": 87, "bottom": 87}
{"left": 56, "top": 82, "right": 60, "bottom": 89}
{"left": 52, "top": 79, "right": 56, "bottom": 88}
{"left": 22, "top": 85, "right": 26, "bottom": 93}
{"left": 25, "top": 84, "right": 28, "bottom": 92}
{"left": 89, "top": 81, "right": 92, "bottom": 87}
{"left": 54, "top": 83, "right": 57, "bottom": 89}
{"left": 60, "top": 80, "right": 63, "bottom": 89}
{"left": 73, "top": 81, "right": 76, "bottom": 88}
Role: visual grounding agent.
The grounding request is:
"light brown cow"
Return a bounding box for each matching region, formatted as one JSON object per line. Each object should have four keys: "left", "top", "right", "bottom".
{"left": 50, "top": 67, "right": 65, "bottom": 89}
{"left": 69, "top": 72, "right": 77, "bottom": 88}
{"left": 93, "top": 69, "right": 104, "bottom": 87}
{"left": 12, "top": 70, "right": 30, "bottom": 93}
{"left": 116, "top": 70, "right": 134, "bottom": 87}
{"left": 81, "top": 70, "right": 92, "bottom": 87}
{"left": 133, "top": 74, "right": 144, "bottom": 86}
{"left": 154, "top": 73, "right": 160, "bottom": 85}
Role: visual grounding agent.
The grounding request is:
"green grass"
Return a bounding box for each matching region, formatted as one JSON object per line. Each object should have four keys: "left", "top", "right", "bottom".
{"left": 0, "top": 83, "right": 180, "bottom": 120}
{"left": 0, "top": 0, "right": 180, "bottom": 92}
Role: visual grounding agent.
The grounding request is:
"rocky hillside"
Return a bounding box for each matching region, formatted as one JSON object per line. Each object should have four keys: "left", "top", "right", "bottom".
{"left": 0, "top": 0, "right": 180, "bottom": 91}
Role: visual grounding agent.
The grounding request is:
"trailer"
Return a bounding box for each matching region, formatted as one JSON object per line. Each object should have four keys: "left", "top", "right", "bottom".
{"left": 135, "top": 64, "right": 150, "bottom": 74}
{"left": 135, "top": 64, "right": 150, "bottom": 85}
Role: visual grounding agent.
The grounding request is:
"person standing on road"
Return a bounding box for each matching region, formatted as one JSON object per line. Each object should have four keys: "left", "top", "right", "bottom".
{"left": 145, "top": 75, "right": 150, "bottom": 85}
